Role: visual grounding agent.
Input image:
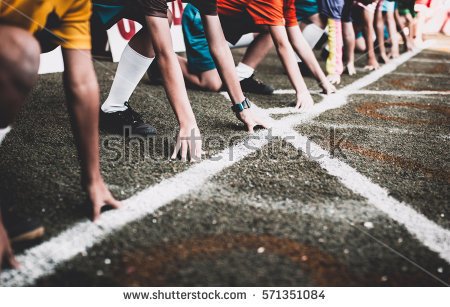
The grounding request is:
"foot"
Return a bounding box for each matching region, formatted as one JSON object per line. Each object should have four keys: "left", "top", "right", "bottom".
{"left": 100, "top": 102, "right": 157, "bottom": 136}
{"left": 146, "top": 60, "right": 163, "bottom": 85}
{"left": 2, "top": 211, "right": 44, "bottom": 243}
{"left": 347, "top": 62, "right": 356, "bottom": 76}
{"left": 240, "top": 74, "right": 274, "bottom": 95}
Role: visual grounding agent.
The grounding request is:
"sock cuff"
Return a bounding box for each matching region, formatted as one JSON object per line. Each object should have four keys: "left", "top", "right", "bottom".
{"left": 122, "top": 44, "right": 154, "bottom": 66}
{"left": 236, "top": 62, "right": 255, "bottom": 81}
{"left": 236, "top": 62, "right": 254, "bottom": 72}
{"left": 0, "top": 126, "right": 12, "bottom": 145}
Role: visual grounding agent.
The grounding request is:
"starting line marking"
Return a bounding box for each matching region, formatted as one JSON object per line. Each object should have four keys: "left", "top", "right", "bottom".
{"left": 306, "top": 121, "right": 450, "bottom": 139}
{"left": 2, "top": 41, "right": 448, "bottom": 286}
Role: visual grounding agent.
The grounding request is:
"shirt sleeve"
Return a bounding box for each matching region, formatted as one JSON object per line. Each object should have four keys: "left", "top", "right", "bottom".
{"left": 52, "top": 0, "right": 92, "bottom": 50}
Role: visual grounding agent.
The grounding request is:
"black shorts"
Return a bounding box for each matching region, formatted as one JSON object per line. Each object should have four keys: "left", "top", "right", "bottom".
{"left": 219, "top": 12, "right": 263, "bottom": 45}
{"left": 182, "top": 0, "right": 217, "bottom": 15}
{"left": 92, "top": 0, "right": 169, "bottom": 30}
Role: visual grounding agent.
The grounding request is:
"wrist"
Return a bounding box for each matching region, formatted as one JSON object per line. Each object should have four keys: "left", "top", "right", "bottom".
{"left": 81, "top": 172, "right": 102, "bottom": 188}
{"left": 231, "top": 97, "right": 251, "bottom": 113}
{"left": 179, "top": 118, "right": 198, "bottom": 129}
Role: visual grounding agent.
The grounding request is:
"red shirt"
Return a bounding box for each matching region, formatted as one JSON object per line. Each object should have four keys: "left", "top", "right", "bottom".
{"left": 218, "top": 0, "right": 298, "bottom": 27}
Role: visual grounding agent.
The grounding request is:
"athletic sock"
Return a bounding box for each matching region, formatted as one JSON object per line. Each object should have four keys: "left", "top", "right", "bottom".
{"left": 0, "top": 126, "right": 11, "bottom": 146}
{"left": 101, "top": 44, "right": 154, "bottom": 113}
{"left": 236, "top": 62, "right": 255, "bottom": 81}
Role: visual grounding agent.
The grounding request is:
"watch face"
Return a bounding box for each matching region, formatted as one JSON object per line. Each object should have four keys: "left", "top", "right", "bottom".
{"left": 231, "top": 104, "right": 243, "bottom": 113}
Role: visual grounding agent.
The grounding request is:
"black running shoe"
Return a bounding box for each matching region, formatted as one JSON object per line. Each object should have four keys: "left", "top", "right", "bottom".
{"left": 146, "top": 60, "right": 163, "bottom": 85}
{"left": 2, "top": 211, "right": 44, "bottom": 243}
{"left": 240, "top": 74, "right": 274, "bottom": 95}
{"left": 99, "top": 102, "right": 157, "bottom": 136}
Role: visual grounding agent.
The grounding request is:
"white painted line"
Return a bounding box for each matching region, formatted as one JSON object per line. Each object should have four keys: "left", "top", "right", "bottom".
{"left": 0, "top": 135, "right": 269, "bottom": 286}
{"left": 307, "top": 121, "right": 449, "bottom": 139}
{"left": 1, "top": 40, "right": 444, "bottom": 286}
{"left": 281, "top": 128, "right": 450, "bottom": 263}
{"left": 273, "top": 89, "right": 323, "bottom": 95}
{"left": 272, "top": 89, "right": 450, "bottom": 97}
{"left": 264, "top": 42, "right": 436, "bottom": 117}
{"left": 389, "top": 71, "right": 450, "bottom": 79}
{"left": 352, "top": 90, "right": 450, "bottom": 96}
{"left": 408, "top": 58, "right": 450, "bottom": 64}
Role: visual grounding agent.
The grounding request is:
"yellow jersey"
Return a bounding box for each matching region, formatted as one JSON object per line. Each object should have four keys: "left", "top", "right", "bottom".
{"left": 0, "top": 0, "right": 91, "bottom": 49}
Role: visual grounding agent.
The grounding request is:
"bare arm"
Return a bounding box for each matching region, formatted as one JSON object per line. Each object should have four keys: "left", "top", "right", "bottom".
{"left": 362, "top": 8, "right": 380, "bottom": 70}
{"left": 286, "top": 26, "right": 335, "bottom": 94}
{"left": 269, "top": 26, "right": 313, "bottom": 110}
{"left": 201, "top": 14, "right": 268, "bottom": 132}
{"left": 62, "top": 49, "right": 121, "bottom": 220}
{"left": 0, "top": 213, "right": 18, "bottom": 271}
{"left": 201, "top": 14, "right": 245, "bottom": 104}
{"left": 144, "top": 16, "right": 201, "bottom": 161}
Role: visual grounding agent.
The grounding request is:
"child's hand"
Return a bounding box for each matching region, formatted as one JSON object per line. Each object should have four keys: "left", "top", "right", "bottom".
{"left": 320, "top": 79, "right": 337, "bottom": 95}
{"left": 364, "top": 58, "right": 380, "bottom": 71}
{"left": 295, "top": 91, "right": 314, "bottom": 112}
{"left": 235, "top": 108, "right": 269, "bottom": 134}
{"left": 0, "top": 217, "right": 19, "bottom": 271}
{"left": 347, "top": 63, "right": 356, "bottom": 76}
{"left": 327, "top": 74, "right": 341, "bottom": 85}
{"left": 171, "top": 125, "right": 202, "bottom": 162}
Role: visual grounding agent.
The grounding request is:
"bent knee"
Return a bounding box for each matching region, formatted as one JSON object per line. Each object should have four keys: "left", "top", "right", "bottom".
{"left": 0, "top": 25, "right": 40, "bottom": 78}
{"left": 202, "top": 79, "right": 222, "bottom": 92}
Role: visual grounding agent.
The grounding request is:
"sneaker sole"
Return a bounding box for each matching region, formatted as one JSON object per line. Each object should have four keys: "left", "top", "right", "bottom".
{"left": 10, "top": 226, "right": 45, "bottom": 243}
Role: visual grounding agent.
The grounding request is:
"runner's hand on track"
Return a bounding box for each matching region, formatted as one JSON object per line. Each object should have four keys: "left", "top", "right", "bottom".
{"left": 295, "top": 91, "right": 314, "bottom": 112}
{"left": 171, "top": 125, "right": 202, "bottom": 162}
{"left": 236, "top": 108, "right": 270, "bottom": 133}
{"left": 86, "top": 179, "right": 122, "bottom": 222}
{"left": 0, "top": 217, "right": 19, "bottom": 271}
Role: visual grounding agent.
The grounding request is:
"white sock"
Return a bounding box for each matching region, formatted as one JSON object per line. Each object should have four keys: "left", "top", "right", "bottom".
{"left": 235, "top": 62, "right": 255, "bottom": 81}
{"left": 0, "top": 126, "right": 11, "bottom": 146}
{"left": 101, "top": 44, "right": 154, "bottom": 113}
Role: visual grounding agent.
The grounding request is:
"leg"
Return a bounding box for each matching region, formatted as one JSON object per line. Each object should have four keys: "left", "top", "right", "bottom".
{"left": 326, "top": 18, "right": 344, "bottom": 85}
{"left": 343, "top": 21, "right": 356, "bottom": 75}
{"left": 178, "top": 4, "right": 222, "bottom": 92}
{"left": 386, "top": 11, "right": 400, "bottom": 58}
{"left": 177, "top": 55, "right": 222, "bottom": 91}
{"left": 237, "top": 32, "right": 275, "bottom": 95}
{"left": 395, "top": 10, "right": 413, "bottom": 51}
{"left": 0, "top": 25, "right": 40, "bottom": 128}
{"left": 0, "top": 26, "right": 44, "bottom": 246}
{"left": 362, "top": 7, "right": 380, "bottom": 70}
{"left": 375, "top": 3, "right": 390, "bottom": 63}
{"left": 240, "top": 32, "right": 273, "bottom": 69}
{"left": 308, "top": 13, "right": 327, "bottom": 29}
{"left": 101, "top": 27, "right": 155, "bottom": 114}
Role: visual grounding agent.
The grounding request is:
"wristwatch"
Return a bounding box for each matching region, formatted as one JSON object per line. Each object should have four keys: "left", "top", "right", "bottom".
{"left": 231, "top": 97, "right": 251, "bottom": 113}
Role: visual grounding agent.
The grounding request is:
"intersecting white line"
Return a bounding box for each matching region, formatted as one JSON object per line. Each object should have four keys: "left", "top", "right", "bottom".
{"left": 2, "top": 40, "right": 448, "bottom": 286}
